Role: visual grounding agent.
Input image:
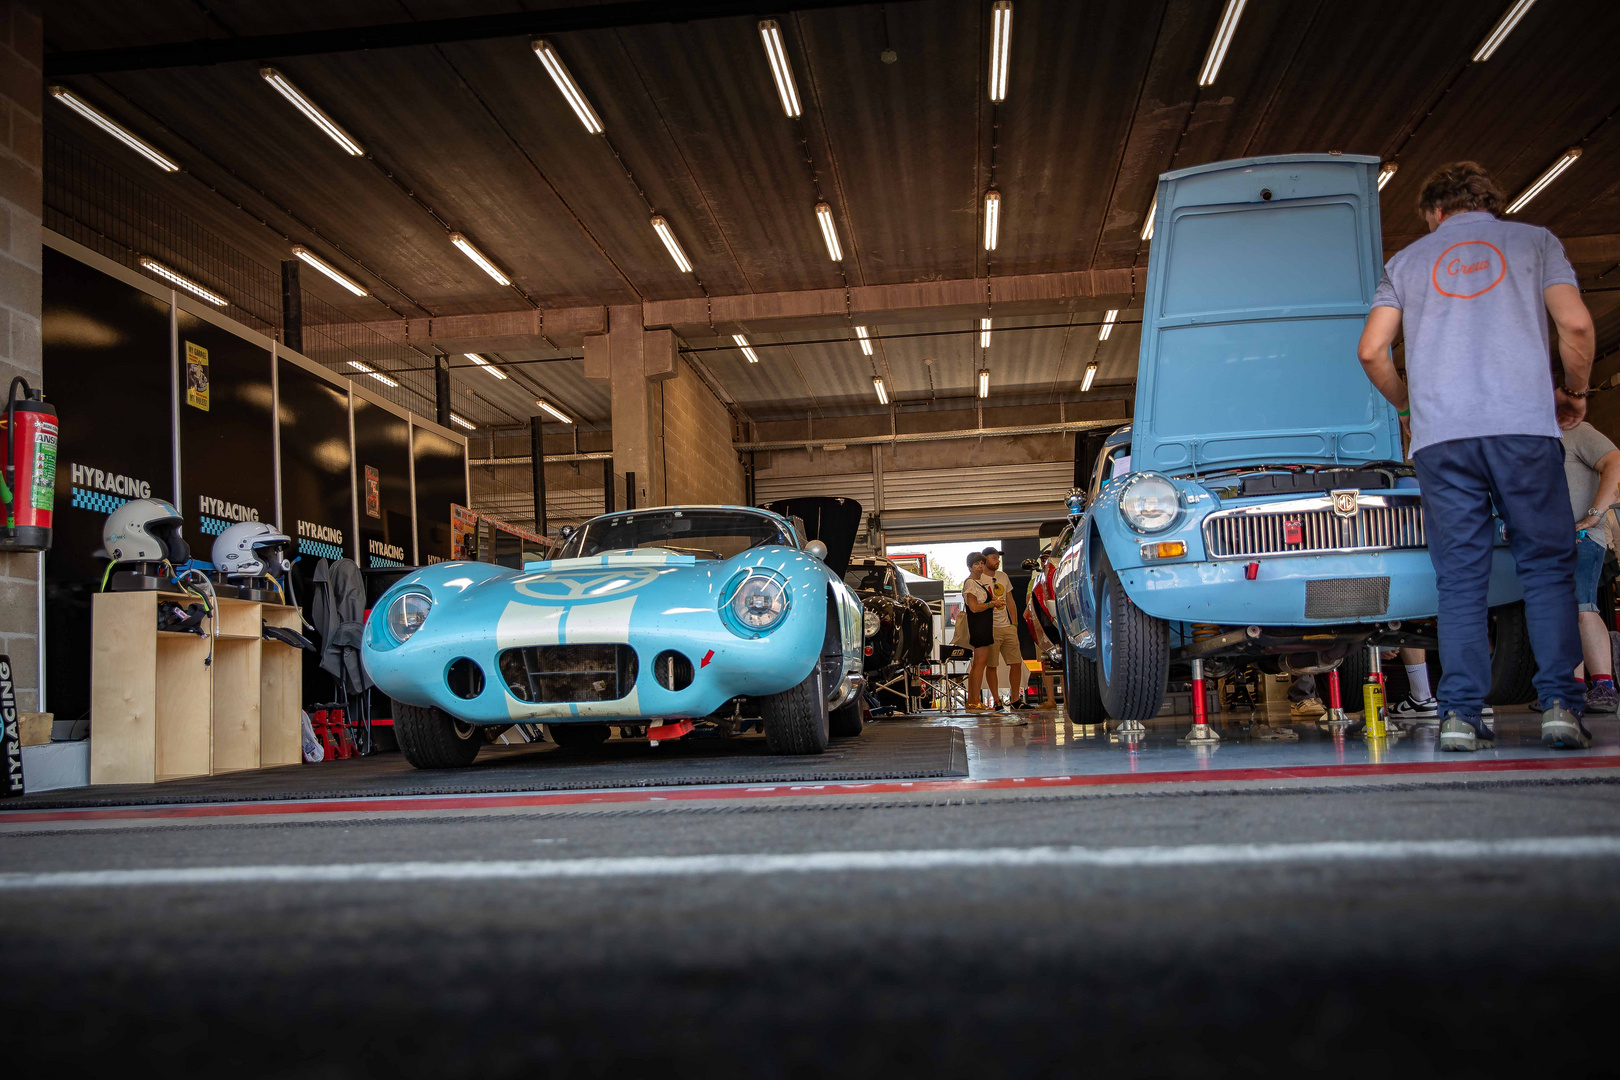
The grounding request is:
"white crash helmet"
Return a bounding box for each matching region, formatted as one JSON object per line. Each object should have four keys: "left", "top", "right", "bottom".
{"left": 212, "top": 521, "right": 291, "bottom": 579}
{"left": 100, "top": 498, "right": 190, "bottom": 564}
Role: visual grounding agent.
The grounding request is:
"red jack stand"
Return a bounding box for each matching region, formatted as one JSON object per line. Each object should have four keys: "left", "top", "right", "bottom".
{"left": 1323, "top": 666, "right": 1351, "bottom": 730}
{"left": 1178, "top": 658, "right": 1221, "bottom": 745}
{"left": 647, "top": 719, "right": 694, "bottom": 747}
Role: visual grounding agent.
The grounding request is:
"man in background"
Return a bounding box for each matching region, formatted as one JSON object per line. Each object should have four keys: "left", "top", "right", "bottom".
{"left": 1564, "top": 420, "right": 1620, "bottom": 713}
{"left": 1357, "top": 160, "right": 1596, "bottom": 752}
{"left": 979, "top": 547, "right": 1029, "bottom": 712}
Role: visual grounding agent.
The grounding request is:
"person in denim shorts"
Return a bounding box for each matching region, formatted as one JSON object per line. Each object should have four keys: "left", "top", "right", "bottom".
{"left": 1564, "top": 421, "right": 1620, "bottom": 713}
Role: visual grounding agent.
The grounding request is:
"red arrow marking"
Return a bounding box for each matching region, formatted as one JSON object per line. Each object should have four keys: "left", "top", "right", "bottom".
{"left": 700, "top": 649, "right": 714, "bottom": 668}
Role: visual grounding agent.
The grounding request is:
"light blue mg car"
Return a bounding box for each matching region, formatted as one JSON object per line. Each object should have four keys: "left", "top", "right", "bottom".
{"left": 364, "top": 506, "right": 866, "bottom": 767}
{"left": 1053, "top": 154, "right": 1533, "bottom": 725}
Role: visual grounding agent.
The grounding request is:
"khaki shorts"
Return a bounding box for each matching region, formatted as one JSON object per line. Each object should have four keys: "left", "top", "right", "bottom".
{"left": 990, "top": 624, "right": 1023, "bottom": 667}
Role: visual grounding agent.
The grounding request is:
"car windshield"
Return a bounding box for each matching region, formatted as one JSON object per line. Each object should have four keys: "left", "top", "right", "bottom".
{"left": 846, "top": 566, "right": 896, "bottom": 596}
{"left": 562, "top": 509, "right": 792, "bottom": 560}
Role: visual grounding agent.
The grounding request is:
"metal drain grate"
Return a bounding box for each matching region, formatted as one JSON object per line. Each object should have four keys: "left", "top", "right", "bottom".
{"left": 1304, "top": 577, "right": 1390, "bottom": 619}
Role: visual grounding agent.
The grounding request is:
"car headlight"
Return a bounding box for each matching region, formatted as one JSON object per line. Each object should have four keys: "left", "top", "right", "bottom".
{"left": 387, "top": 591, "right": 432, "bottom": 643}
{"left": 1119, "top": 473, "right": 1180, "bottom": 533}
{"left": 726, "top": 571, "right": 790, "bottom": 634}
{"left": 863, "top": 610, "right": 881, "bottom": 638}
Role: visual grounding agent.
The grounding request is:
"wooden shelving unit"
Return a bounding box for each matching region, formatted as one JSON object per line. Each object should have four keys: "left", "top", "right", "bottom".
{"left": 91, "top": 590, "right": 305, "bottom": 785}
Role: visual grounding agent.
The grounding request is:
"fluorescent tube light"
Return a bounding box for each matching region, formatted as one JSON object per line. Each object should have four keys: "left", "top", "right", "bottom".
{"left": 348, "top": 360, "right": 399, "bottom": 388}
{"left": 979, "top": 318, "right": 992, "bottom": 349}
{"left": 815, "top": 201, "right": 843, "bottom": 261}
{"left": 1506, "top": 147, "right": 1582, "bottom": 214}
{"left": 873, "top": 376, "right": 889, "bottom": 406}
{"left": 462, "top": 353, "right": 508, "bottom": 381}
{"left": 448, "top": 232, "right": 511, "bottom": 286}
{"left": 1473, "top": 0, "right": 1538, "bottom": 62}
{"left": 984, "top": 189, "right": 1001, "bottom": 251}
{"left": 650, "top": 215, "right": 693, "bottom": 273}
{"left": 448, "top": 413, "right": 475, "bottom": 431}
{"left": 535, "top": 399, "right": 574, "bottom": 424}
{"left": 1141, "top": 193, "right": 1158, "bottom": 240}
{"left": 49, "top": 86, "right": 178, "bottom": 172}
{"left": 977, "top": 368, "right": 990, "bottom": 399}
{"left": 758, "top": 20, "right": 802, "bottom": 118}
{"left": 138, "top": 258, "right": 226, "bottom": 305}
{"left": 989, "top": 1, "right": 1013, "bottom": 102}
{"left": 531, "top": 40, "right": 604, "bottom": 134}
{"left": 1377, "top": 163, "right": 1398, "bottom": 191}
{"left": 1099, "top": 309, "right": 1118, "bottom": 341}
{"left": 259, "top": 68, "right": 364, "bottom": 156}
{"left": 1197, "top": 0, "right": 1247, "bottom": 86}
{"left": 1082, "top": 363, "right": 1098, "bottom": 392}
{"left": 733, "top": 334, "right": 760, "bottom": 363}
{"left": 855, "top": 326, "right": 873, "bottom": 355}
{"left": 291, "top": 245, "right": 367, "bottom": 297}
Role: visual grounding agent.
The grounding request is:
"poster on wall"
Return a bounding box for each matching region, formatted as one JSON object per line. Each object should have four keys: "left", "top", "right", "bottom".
{"left": 42, "top": 246, "right": 177, "bottom": 730}
{"left": 175, "top": 309, "right": 275, "bottom": 552}
{"left": 450, "top": 504, "right": 478, "bottom": 561}
{"left": 351, "top": 394, "right": 413, "bottom": 569}
{"left": 184, "top": 341, "right": 210, "bottom": 411}
{"left": 415, "top": 424, "right": 468, "bottom": 564}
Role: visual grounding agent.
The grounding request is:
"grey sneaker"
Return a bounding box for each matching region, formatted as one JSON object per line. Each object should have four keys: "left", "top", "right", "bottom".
{"left": 1540, "top": 702, "right": 1593, "bottom": 750}
{"left": 1585, "top": 681, "right": 1619, "bottom": 714}
{"left": 1439, "top": 712, "right": 1493, "bottom": 753}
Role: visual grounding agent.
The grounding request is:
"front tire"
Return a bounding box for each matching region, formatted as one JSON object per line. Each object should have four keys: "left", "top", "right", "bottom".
{"left": 1093, "top": 548, "right": 1169, "bottom": 721}
{"left": 393, "top": 700, "right": 482, "bottom": 770}
{"left": 1063, "top": 634, "right": 1106, "bottom": 725}
{"left": 762, "top": 664, "right": 831, "bottom": 754}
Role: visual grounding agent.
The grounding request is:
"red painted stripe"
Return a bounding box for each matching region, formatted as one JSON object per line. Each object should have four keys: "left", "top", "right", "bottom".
{"left": 3, "top": 752, "right": 1618, "bottom": 825}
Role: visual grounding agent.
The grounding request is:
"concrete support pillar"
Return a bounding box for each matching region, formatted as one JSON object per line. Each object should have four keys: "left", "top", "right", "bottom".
{"left": 0, "top": 0, "right": 44, "bottom": 717}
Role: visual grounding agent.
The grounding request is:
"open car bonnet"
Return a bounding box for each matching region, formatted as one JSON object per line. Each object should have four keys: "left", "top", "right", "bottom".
{"left": 766, "top": 496, "right": 862, "bottom": 577}
{"left": 1132, "top": 154, "right": 1399, "bottom": 473}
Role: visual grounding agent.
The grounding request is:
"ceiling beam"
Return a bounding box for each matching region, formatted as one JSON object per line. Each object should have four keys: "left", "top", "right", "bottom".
{"left": 335, "top": 267, "right": 1143, "bottom": 353}
{"left": 44, "top": 0, "right": 915, "bottom": 76}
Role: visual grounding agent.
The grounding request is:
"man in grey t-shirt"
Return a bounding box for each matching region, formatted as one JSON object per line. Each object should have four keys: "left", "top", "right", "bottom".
{"left": 1564, "top": 421, "right": 1620, "bottom": 712}
{"left": 1357, "top": 161, "right": 1597, "bottom": 752}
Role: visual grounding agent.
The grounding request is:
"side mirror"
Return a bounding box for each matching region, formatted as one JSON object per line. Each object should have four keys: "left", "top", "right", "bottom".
{"left": 558, "top": 525, "right": 576, "bottom": 542}
{"left": 1065, "top": 488, "right": 1088, "bottom": 515}
{"left": 806, "top": 539, "right": 828, "bottom": 561}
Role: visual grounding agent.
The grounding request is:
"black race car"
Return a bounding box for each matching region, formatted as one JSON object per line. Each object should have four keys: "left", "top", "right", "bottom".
{"left": 845, "top": 558, "right": 934, "bottom": 671}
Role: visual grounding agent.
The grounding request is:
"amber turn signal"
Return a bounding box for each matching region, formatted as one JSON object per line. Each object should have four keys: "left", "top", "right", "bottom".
{"left": 1140, "top": 541, "right": 1187, "bottom": 561}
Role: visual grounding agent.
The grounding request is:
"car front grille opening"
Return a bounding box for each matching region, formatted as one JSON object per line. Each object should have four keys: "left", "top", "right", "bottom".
{"left": 652, "top": 650, "right": 694, "bottom": 691}
{"left": 1207, "top": 503, "right": 1425, "bottom": 558}
{"left": 447, "top": 657, "right": 486, "bottom": 700}
{"left": 1304, "top": 577, "right": 1391, "bottom": 619}
{"left": 499, "top": 645, "right": 639, "bottom": 703}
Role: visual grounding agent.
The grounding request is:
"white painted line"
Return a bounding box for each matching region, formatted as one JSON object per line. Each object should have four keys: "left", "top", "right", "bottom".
{"left": 3, "top": 837, "right": 1619, "bottom": 890}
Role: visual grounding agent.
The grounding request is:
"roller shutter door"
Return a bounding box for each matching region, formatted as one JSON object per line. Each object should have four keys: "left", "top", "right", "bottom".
{"left": 880, "top": 461, "right": 1072, "bottom": 542}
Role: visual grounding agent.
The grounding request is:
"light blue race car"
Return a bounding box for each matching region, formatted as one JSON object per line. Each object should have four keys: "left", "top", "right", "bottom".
{"left": 363, "top": 505, "right": 867, "bottom": 768}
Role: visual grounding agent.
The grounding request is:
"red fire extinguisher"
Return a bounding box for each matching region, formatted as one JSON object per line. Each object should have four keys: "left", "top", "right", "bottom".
{"left": 0, "top": 377, "right": 56, "bottom": 552}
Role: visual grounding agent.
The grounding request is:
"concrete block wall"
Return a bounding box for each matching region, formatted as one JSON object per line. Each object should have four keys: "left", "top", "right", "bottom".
{"left": 660, "top": 357, "right": 744, "bottom": 506}
{"left": 0, "top": 0, "right": 42, "bottom": 713}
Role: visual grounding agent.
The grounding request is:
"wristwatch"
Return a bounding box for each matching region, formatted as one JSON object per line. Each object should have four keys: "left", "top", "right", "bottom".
{"left": 1588, "top": 507, "right": 1602, "bottom": 519}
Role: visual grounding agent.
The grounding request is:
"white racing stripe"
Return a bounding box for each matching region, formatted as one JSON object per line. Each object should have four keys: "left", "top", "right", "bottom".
{"left": 3, "top": 837, "right": 1620, "bottom": 890}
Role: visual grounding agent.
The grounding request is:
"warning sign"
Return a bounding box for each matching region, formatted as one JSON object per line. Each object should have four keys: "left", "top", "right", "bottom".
{"left": 184, "top": 341, "right": 210, "bottom": 411}
{"left": 364, "top": 465, "right": 381, "bottom": 519}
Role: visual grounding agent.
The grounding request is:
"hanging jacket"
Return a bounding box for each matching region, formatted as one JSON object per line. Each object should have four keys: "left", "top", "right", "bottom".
{"left": 311, "top": 557, "right": 373, "bottom": 694}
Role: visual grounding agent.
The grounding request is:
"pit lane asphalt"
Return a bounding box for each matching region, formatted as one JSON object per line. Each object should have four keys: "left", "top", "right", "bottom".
{"left": 4, "top": 774, "right": 1617, "bottom": 1076}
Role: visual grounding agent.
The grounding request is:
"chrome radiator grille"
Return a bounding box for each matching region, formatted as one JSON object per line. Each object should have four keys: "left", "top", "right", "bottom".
{"left": 1204, "top": 499, "right": 1425, "bottom": 558}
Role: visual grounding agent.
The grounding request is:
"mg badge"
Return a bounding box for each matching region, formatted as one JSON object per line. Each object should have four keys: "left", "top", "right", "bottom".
{"left": 1331, "top": 489, "right": 1359, "bottom": 518}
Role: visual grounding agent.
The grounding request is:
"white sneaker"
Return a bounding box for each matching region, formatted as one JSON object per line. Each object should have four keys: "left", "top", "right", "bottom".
{"left": 1389, "top": 696, "right": 1439, "bottom": 722}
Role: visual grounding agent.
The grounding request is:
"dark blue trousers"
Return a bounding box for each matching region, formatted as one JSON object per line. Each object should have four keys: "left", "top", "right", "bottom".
{"left": 1412, "top": 435, "right": 1583, "bottom": 728}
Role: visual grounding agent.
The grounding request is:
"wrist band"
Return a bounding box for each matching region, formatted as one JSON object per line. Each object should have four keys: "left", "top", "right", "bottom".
{"left": 1397, "top": 408, "right": 1410, "bottom": 417}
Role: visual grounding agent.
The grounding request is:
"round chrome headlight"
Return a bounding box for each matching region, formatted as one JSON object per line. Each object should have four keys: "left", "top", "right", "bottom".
{"left": 863, "top": 609, "right": 881, "bottom": 638}
{"left": 387, "top": 591, "right": 432, "bottom": 642}
{"left": 729, "top": 572, "right": 790, "bottom": 633}
{"left": 1118, "top": 473, "right": 1180, "bottom": 533}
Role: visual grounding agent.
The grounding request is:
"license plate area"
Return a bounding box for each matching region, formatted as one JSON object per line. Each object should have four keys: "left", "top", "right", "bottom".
{"left": 499, "top": 645, "right": 639, "bottom": 703}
